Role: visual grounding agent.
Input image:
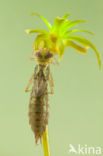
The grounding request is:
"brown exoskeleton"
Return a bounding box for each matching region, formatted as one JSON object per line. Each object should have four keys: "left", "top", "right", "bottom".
{"left": 25, "top": 48, "right": 58, "bottom": 144}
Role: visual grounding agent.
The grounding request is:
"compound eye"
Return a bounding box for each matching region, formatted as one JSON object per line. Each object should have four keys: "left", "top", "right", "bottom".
{"left": 45, "top": 52, "right": 53, "bottom": 59}
{"left": 35, "top": 52, "right": 42, "bottom": 58}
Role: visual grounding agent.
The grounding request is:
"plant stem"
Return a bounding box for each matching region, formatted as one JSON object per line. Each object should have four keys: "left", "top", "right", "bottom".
{"left": 42, "top": 126, "right": 51, "bottom": 156}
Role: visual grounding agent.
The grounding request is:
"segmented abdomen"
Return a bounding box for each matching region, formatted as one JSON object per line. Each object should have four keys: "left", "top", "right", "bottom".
{"left": 28, "top": 65, "right": 49, "bottom": 144}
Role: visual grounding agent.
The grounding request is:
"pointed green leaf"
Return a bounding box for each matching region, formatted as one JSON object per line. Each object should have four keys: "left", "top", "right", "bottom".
{"left": 65, "top": 40, "right": 87, "bottom": 53}
{"left": 67, "top": 20, "right": 86, "bottom": 28}
{"left": 51, "top": 17, "right": 65, "bottom": 34}
{"left": 25, "top": 29, "right": 49, "bottom": 34}
{"left": 61, "top": 20, "right": 86, "bottom": 35}
{"left": 62, "top": 12, "right": 70, "bottom": 19}
{"left": 58, "top": 40, "right": 65, "bottom": 60}
{"left": 31, "top": 12, "right": 52, "bottom": 30}
{"left": 65, "top": 29, "right": 94, "bottom": 35}
{"left": 66, "top": 35, "right": 101, "bottom": 68}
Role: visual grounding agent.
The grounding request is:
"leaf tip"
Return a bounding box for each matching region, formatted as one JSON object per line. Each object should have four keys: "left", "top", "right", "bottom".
{"left": 82, "top": 20, "right": 87, "bottom": 23}
{"left": 31, "top": 12, "right": 36, "bottom": 16}
{"left": 98, "top": 59, "right": 102, "bottom": 70}
{"left": 25, "top": 29, "right": 30, "bottom": 34}
{"left": 63, "top": 12, "right": 70, "bottom": 19}
{"left": 91, "top": 32, "right": 94, "bottom": 35}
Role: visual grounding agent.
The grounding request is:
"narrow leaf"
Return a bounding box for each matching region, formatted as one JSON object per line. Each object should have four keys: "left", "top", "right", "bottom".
{"left": 51, "top": 17, "right": 65, "bottom": 34}
{"left": 62, "top": 20, "right": 86, "bottom": 34}
{"left": 58, "top": 40, "right": 65, "bottom": 60}
{"left": 62, "top": 12, "right": 70, "bottom": 19}
{"left": 65, "top": 40, "right": 87, "bottom": 53}
{"left": 66, "top": 35, "right": 101, "bottom": 68}
{"left": 31, "top": 12, "right": 52, "bottom": 30}
{"left": 25, "top": 29, "right": 48, "bottom": 34}
{"left": 67, "top": 20, "right": 86, "bottom": 29}
{"left": 65, "top": 29, "right": 94, "bottom": 35}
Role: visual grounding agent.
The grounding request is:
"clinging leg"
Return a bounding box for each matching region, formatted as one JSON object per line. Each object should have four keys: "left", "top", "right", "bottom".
{"left": 51, "top": 57, "right": 59, "bottom": 66}
{"left": 48, "top": 72, "right": 54, "bottom": 94}
{"left": 25, "top": 73, "right": 34, "bottom": 92}
{"left": 54, "top": 57, "right": 59, "bottom": 66}
{"left": 28, "top": 57, "right": 35, "bottom": 61}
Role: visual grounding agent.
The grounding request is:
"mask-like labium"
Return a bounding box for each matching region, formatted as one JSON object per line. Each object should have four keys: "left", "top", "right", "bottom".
{"left": 25, "top": 12, "right": 101, "bottom": 68}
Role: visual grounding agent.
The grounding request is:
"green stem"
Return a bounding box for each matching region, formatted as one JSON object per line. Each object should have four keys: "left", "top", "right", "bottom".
{"left": 42, "top": 126, "right": 51, "bottom": 156}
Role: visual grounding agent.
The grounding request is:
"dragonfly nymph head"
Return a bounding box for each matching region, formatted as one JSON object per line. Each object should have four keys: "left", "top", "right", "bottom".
{"left": 34, "top": 48, "right": 54, "bottom": 64}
